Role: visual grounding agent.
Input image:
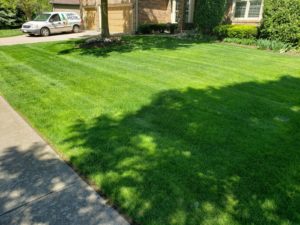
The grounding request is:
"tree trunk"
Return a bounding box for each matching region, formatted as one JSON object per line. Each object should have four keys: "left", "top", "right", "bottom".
{"left": 101, "top": 0, "right": 110, "bottom": 38}
{"left": 178, "top": 0, "right": 186, "bottom": 33}
{"left": 24, "top": 9, "right": 32, "bottom": 21}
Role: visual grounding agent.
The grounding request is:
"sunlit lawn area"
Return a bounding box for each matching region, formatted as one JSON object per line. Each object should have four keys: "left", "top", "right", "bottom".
{"left": 0, "top": 29, "right": 22, "bottom": 38}
{"left": 0, "top": 36, "right": 299, "bottom": 225}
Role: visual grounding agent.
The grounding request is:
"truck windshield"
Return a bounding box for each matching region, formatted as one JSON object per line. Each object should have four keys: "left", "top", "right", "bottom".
{"left": 34, "top": 14, "right": 51, "bottom": 21}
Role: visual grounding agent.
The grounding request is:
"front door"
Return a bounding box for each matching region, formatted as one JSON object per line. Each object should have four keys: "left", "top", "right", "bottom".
{"left": 48, "top": 13, "right": 64, "bottom": 33}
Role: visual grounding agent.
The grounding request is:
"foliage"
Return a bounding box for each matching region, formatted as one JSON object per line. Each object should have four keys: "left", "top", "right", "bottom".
{"left": 0, "top": 6, "right": 25, "bottom": 29}
{"left": 18, "top": 0, "right": 51, "bottom": 20}
{"left": 223, "top": 37, "right": 292, "bottom": 52}
{"left": 223, "top": 38, "right": 257, "bottom": 45}
{"left": 256, "top": 39, "right": 292, "bottom": 51}
{"left": 194, "top": 0, "right": 228, "bottom": 33}
{"left": 0, "top": 37, "right": 299, "bottom": 225}
{"left": 260, "top": 0, "right": 300, "bottom": 45}
{"left": 0, "top": 0, "right": 51, "bottom": 21}
{"left": 214, "top": 25, "right": 258, "bottom": 39}
{"left": 137, "top": 23, "right": 178, "bottom": 34}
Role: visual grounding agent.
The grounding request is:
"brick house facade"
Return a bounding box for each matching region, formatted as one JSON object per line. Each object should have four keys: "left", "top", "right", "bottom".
{"left": 50, "top": 0, "right": 264, "bottom": 33}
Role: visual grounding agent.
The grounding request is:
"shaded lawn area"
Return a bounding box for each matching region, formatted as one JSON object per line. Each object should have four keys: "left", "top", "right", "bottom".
{"left": 0, "top": 36, "right": 299, "bottom": 225}
{"left": 0, "top": 29, "right": 22, "bottom": 38}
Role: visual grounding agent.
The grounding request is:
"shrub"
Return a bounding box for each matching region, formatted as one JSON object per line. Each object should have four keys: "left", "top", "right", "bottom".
{"left": 214, "top": 25, "right": 258, "bottom": 39}
{"left": 194, "top": 0, "right": 228, "bottom": 33}
{"left": 213, "top": 24, "right": 232, "bottom": 39}
{"left": 260, "top": 0, "right": 300, "bottom": 45}
{"left": 137, "top": 23, "right": 178, "bottom": 35}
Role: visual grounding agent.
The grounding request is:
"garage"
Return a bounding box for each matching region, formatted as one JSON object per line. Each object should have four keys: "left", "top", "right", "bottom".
{"left": 51, "top": 0, "right": 134, "bottom": 33}
{"left": 108, "top": 4, "right": 134, "bottom": 34}
{"left": 84, "top": 7, "right": 98, "bottom": 30}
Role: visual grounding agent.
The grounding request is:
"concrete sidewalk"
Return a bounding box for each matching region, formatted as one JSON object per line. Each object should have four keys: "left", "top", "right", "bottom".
{"left": 0, "top": 96, "right": 129, "bottom": 225}
{"left": 0, "top": 30, "right": 99, "bottom": 46}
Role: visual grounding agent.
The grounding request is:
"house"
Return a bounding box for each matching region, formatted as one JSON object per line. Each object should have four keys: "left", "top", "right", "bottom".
{"left": 49, "top": 0, "right": 264, "bottom": 34}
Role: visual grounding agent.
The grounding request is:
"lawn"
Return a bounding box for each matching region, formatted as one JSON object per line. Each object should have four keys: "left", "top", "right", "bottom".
{"left": 0, "top": 29, "right": 22, "bottom": 38}
{"left": 0, "top": 36, "right": 299, "bottom": 225}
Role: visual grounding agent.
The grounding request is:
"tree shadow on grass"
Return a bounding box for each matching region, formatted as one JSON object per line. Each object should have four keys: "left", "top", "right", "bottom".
{"left": 64, "top": 76, "right": 300, "bottom": 225}
{"left": 58, "top": 35, "right": 214, "bottom": 58}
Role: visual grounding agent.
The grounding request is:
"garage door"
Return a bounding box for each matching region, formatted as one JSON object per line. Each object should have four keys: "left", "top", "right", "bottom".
{"left": 85, "top": 8, "right": 97, "bottom": 30}
{"left": 108, "top": 5, "right": 133, "bottom": 34}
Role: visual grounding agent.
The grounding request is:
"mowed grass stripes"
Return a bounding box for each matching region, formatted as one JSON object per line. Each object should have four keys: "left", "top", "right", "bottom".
{"left": 0, "top": 36, "right": 300, "bottom": 225}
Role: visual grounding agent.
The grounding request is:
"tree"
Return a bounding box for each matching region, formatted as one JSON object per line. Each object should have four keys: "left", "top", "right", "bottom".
{"left": 194, "top": 0, "right": 228, "bottom": 33}
{"left": 0, "top": 0, "right": 25, "bottom": 28}
{"left": 100, "top": 0, "right": 110, "bottom": 38}
{"left": 12, "top": 0, "right": 50, "bottom": 21}
{"left": 18, "top": 0, "right": 36, "bottom": 20}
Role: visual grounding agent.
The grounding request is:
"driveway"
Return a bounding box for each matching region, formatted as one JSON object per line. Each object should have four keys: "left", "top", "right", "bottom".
{"left": 0, "top": 96, "right": 129, "bottom": 225}
{"left": 0, "top": 30, "right": 100, "bottom": 46}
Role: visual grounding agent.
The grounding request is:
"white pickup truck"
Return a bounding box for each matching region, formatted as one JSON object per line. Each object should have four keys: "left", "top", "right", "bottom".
{"left": 21, "top": 12, "right": 82, "bottom": 37}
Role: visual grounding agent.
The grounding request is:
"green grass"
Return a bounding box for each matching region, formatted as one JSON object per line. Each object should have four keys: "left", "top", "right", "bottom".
{"left": 0, "top": 29, "right": 22, "bottom": 38}
{"left": 0, "top": 36, "right": 299, "bottom": 225}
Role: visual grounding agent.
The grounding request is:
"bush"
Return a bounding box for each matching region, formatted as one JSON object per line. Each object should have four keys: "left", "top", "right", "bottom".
{"left": 213, "top": 24, "right": 232, "bottom": 39}
{"left": 137, "top": 23, "right": 178, "bottom": 35}
{"left": 214, "top": 25, "right": 258, "bottom": 39}
{"left": 194, "top": 0, "right": 228, "bottom": 33}
{"left": 260, "top": 0, "right": 300, "bottom": 45}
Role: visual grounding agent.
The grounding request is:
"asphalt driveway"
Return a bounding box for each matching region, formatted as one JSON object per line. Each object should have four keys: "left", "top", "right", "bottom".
{"left": 0, "top": 30, "right": 100, "bottom": 46}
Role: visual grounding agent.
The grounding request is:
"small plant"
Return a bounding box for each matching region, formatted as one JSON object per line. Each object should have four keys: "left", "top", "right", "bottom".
{"left": 223, "top": 38, "right": 257, "bottom": 46}
{"left": 223, "top": 37, "right": 292, "bottom": 52}
{"left": 257, "top": 39, "right": 291, "bottom": 52}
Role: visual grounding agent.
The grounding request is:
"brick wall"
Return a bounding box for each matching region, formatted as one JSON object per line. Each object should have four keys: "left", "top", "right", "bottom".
{"left": 138, "top": 0, "right": 172, "bottom": 24}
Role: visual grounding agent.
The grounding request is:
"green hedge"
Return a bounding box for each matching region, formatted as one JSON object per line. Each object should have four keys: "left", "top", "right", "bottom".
{"left": 214, "top": 25, "right": 258, "bottom": 39}
{"left": 137, "top": 23, "right": 178, "bottom": 34}
{"left": 260, "top": 0, "right": 300, "bottom": 45}
{"left": 194, "top": 0, "right": 228, "bottom": 33}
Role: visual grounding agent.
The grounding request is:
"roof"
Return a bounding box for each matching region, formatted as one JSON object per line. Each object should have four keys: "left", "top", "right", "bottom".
{"left": 50, "top": 0, "right": 80, "bottom": 5}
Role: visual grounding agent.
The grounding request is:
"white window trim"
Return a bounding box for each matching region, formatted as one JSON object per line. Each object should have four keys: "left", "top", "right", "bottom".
{"left": 171, "top": 0, "right": 176, "bottom": 23}
{"left": 232, "top": 0, "right": 264, "bottom": 22}
{"left": 171, "top": 0, "right": 195, "bottom": 23}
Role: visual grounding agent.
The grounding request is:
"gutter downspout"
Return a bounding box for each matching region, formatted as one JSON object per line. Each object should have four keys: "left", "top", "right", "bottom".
{"left": 98, "top": 0, "right": 102, "bottom": 32}
{"left": 135, "top": 0, "right": 138, "bottom": 32}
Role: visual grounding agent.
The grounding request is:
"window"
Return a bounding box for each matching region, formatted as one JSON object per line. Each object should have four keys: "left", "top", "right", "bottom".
{"left": 233, "top": 0, "right": 263, "bottom": 19}
{"left": 49, "top": 14, "right": 61, "bottom": 22}
{"left": 172, "top": 0, "right": 195, "bottom": 23}
{"left": 234, "top": 1, "right": 247, "bottom": 18}
{"left": 248, "top": 0, "right": 262, "bottom": 17}
{"left": 34, "top": 13, "right": 51, "bottom": 22}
